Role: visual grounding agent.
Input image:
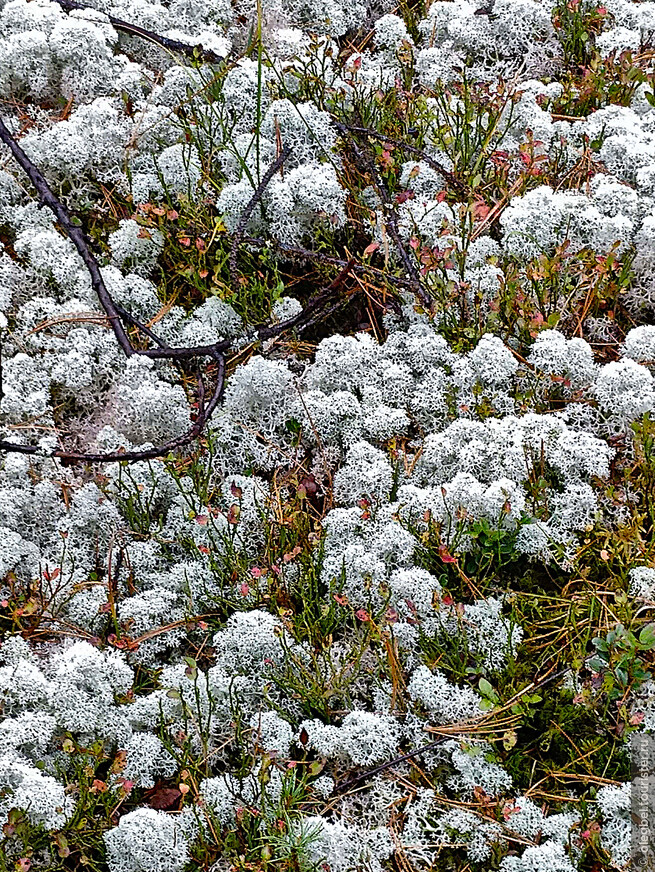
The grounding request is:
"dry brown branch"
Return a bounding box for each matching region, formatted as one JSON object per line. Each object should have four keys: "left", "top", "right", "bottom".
{"left": 52, "top": 0, "right": 227, "bottom": 65}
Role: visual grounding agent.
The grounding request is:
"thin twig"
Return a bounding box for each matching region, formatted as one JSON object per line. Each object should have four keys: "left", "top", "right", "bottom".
{"left": 229, "top": 146, "right": 292, "bottom": 292}
{"left": 335, "top": 121, "right": 431, "bottom": 309}
{"left": 27, "top": 312, "right": 112, "bottom": 335}
{"left": 334, "top": 736, "right": 450, "bottom": 794}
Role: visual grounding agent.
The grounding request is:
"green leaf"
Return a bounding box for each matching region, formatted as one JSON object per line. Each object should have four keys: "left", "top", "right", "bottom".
{"left": 285, "top": 418, "right": 302, "bottom": 435}
{"left": 309, "top": 759, "right": 325, "bottom": 777}
{"left": 639, "top": 624, "right": 655, "bottom": 649}
{"left": 478, "top": 677, "right": 497, "bottom": 700}
{"left": 615, "top": 666, "right": 629, "bottom": 687}
{"left": 55, "top": 833, "right": 71, "bottom": 859}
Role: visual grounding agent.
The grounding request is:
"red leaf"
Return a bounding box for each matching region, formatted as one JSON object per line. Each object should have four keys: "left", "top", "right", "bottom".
{"left": 283, "top": 545, "right": 302, "bottom": 563}
{"left": 438, "top": 544, "right": 457, "bottom": 563}
{"left": 395, "top": 190, "right": 415, "bottom": 204}
{"left": 299, "top": 477, "right": 317, "bottom": 496}
{"left": 503, "top": 802, "right": 520, "bottom": 820}
{"left": 148, "top": 787, "right": 182, "bottom": 810}
{"left": 473, "top": 200, "right": 490, "bottom": 220}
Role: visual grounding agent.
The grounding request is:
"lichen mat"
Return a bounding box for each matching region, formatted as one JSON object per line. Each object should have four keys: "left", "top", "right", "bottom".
{"left": 1, "top": 0, "right": 654, "bottom": 869}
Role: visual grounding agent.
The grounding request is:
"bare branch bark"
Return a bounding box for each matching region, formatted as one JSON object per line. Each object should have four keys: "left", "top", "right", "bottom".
{"left": 0, "top": 115, "right": 135, "bottom": 357}
{"left": 0, "top": 353, "right": 225, "bottom": 463}
{"left": 113, "top": 304, "right": 171, "bottom": 350}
